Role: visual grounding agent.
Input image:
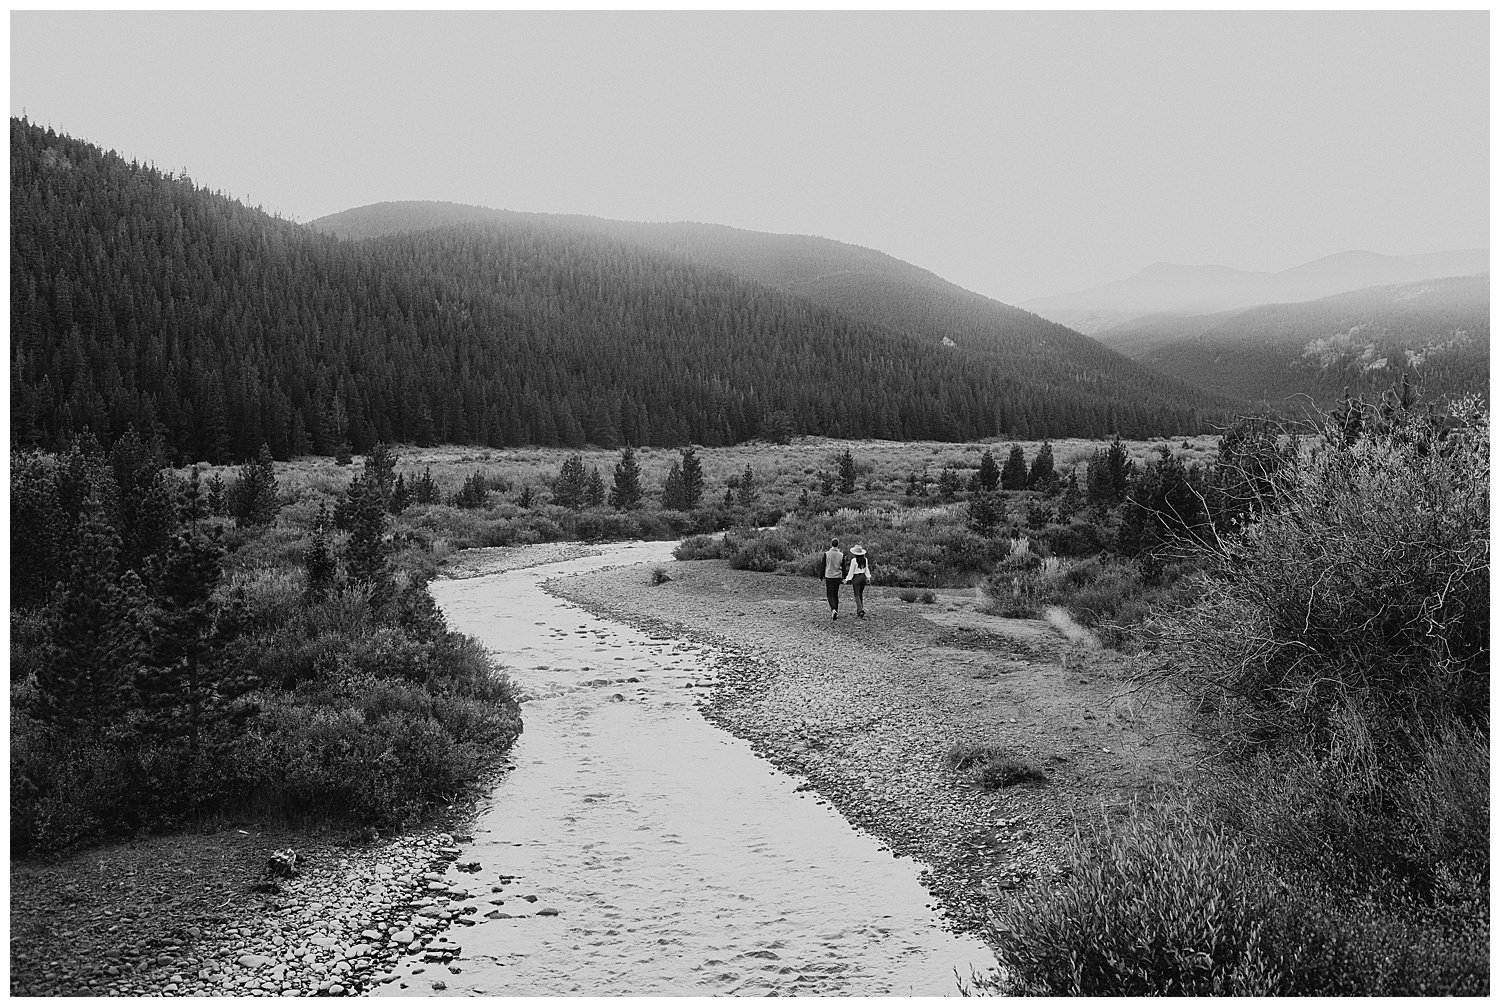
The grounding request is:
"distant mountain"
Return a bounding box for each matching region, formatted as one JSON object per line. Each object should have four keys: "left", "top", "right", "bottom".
{"left": 1024, "top": 249, "right": 1489, "bottom": 334}
{"left": 11, "top": 123, "right": 1229, "bottom": 462}
{"left": 1093, "top": 274, "right": 1489, "bottom": 410}
{"left": 312, "top": 201, "right": 1234, "bottom": 439}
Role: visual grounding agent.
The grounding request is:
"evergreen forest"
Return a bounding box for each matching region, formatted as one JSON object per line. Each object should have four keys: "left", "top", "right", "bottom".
{"left": 12, "top": 119, "right": 1230, "bottom": 465}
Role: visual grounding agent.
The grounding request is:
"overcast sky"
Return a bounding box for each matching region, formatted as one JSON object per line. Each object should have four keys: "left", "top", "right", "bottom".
{"left": 9, "top": 11, "right": 1489, "bottom": 304}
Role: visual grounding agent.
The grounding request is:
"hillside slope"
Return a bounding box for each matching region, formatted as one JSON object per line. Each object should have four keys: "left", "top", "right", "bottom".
{"left": 311, "top": 201, "right": 1234, "bottom": 437}
{"left": 1094, "top": 275, "right": 1489, "bottom": 408}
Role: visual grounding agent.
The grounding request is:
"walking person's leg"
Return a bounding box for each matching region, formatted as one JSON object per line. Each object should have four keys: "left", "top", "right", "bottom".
{"left": 826, "top": 577, "right": 840, "bottom": 619}
{"left": 854, "top": 578, "right": 865, "bottom": 617}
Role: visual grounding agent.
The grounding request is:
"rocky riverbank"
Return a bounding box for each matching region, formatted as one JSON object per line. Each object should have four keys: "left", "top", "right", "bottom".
{"left": 10, "top": 819, "right": 516, "bottom": 996}
{"left": 548, "top": 557, "right": 1192, "bottom": 942}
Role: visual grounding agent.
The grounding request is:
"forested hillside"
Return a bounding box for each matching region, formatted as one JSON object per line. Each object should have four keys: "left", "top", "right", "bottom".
{"left": 13, "top": 120, "right": 1226, "bottom": 464}
{"left": 313, "top": 201, "right": 1232, "bottom": 441}
{"left": 1094, "top": 275, "right": 1489, "bottom": 409}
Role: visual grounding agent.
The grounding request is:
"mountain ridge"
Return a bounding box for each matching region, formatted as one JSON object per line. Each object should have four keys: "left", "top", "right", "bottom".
{"left": 310, "top": 200, "right": 1228, "bottom": 422}
{"left": 1093, "top": 273, "right": 1489, "bottom": 410}
{"left": 1024, "top": 248, "right": 1489, "bottom": 334}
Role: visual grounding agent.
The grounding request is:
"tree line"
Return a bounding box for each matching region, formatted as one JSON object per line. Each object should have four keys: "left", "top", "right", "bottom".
{"left": 12, "top": 117, "right": 1224, "bottom": 465}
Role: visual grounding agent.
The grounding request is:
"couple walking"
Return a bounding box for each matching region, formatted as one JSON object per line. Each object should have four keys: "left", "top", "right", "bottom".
{"left": 822, "top": 537, "right": 873, "bottom": 621}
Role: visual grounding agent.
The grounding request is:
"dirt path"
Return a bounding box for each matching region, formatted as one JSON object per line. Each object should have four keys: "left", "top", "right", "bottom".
{"left": 549, "top": 557, "right": 1192, "bottom": 939}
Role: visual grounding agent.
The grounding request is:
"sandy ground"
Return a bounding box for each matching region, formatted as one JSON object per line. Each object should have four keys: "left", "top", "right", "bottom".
{"left": 550, "top": 557, "right": 1194, "bottom": 940}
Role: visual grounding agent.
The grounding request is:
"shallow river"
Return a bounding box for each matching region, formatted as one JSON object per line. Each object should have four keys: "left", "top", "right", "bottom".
{"left": 377, "top": 542, "right": 991, "bottom": 996}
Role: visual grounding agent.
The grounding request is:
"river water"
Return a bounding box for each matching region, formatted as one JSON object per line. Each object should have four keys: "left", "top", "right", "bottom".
{"left": 376, "top": 542, "right": 992, "bottom": 996}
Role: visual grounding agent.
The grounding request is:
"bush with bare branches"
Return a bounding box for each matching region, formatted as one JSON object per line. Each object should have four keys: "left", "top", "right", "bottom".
{"left": 1149, "top": 394, "right": 1488, "bottom": 758}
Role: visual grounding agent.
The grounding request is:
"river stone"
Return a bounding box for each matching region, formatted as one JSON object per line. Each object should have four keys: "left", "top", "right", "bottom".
{"left": 536, "top": 908, "right": 561, "bottom": 917}
{"left": 390, "top": 930, "right": 416, "bottom": 945}
{"left": 237, "top": 954, "right": 274, "bottom": 969}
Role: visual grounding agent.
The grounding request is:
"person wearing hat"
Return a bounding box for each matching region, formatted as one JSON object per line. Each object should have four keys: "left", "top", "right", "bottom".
{"left": 843, "top": 544, "right": 873, "bottom": 618}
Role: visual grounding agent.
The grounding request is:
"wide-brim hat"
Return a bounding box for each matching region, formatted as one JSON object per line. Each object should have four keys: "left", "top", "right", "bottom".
{"left": 849, "top": 545, "right": 866, "bottom": 556}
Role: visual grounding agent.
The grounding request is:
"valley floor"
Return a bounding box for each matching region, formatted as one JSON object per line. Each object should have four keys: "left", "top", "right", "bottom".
{"left": 547, "top": 557, "right": 1194, "bottom": 943}
{"left": 11, "top": 550, "right": 1194, "bottom": 996}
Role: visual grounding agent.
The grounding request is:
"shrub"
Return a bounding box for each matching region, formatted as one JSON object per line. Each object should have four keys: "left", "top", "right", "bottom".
{"left": 673, "top": 534, "right": 725, "bottom": 560}
{"left": 991, "top": 805, "right": 1304, "bottom": 995}
{"left": 1149, "top": 395, "right": 1488, "bottom": 759}
{"left": 574, "top": 511, "right": 641, "bottom": 543}
{"left": 1198, "top": 720, "right": 1489, "bottom": 903}
{"left": 231, "top": 649, "right": 521, "bottom": 827}
{"left": 987, "top": 778, "right": 1490, "bottom": 997}
{"left": 898, "top": 588, "right": 920, "bottom": 604}
{"left": 727, "top": 532, "right": 796, "bottom": 572}
{"left": 942, "top": 741, "right": 1044, "bottom": 790}
{"left": 1035, "top": 518, "right": 1111, "bottom": 557}
{"left": 651, "top": 567, "right": 672, "bottom": 586}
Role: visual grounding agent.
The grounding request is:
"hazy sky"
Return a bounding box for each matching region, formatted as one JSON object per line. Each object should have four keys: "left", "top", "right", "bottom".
{"left": 9, "top": 11, "right": 1489, "bottom": 304}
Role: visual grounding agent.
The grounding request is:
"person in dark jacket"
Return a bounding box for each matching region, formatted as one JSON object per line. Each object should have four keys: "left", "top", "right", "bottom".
{"left": 822, "top": 537, "right": 846, "bottom": 620}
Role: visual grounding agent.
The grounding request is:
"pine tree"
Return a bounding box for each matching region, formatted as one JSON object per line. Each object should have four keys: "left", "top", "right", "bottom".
{"left": 109, "top": 426, "right": 174, "bottom": 571}
{"left": 414, "top": 465, "right": 439, "bottom": 505}
{"left": 837, "top": 450, "right": 857, "bottom": 495}
{"left": 937, "top": 466, "right": 960, "bottom": 500}
{"left": 585, "top": 467, "right": 606, "bottom": 508}
{"left": 661, "top": 461, "right": 688, "bottom": 511}
{"left": 11, "top": 449, "right": 62, "bottom": 611}
{"left": 1086, "top": 448, "right": 1111, "bottom": 505}
{"left": 36, "top": 492, "right": 143, "bottom": 730}
{"left": 978, "top": 449, "right": 1000, "bottom": 492}
{"left": 553, "top": 454, "right": 588, "bottom": 510}
{"left": 967, "top": 489, "right": 1005, "bottom": 538}
{"left": 609, "top": 446, "right": 643, "bottom": 510}
{"left": 736, "top": 465, "right": 759, "bottom": 508}
{"left": 1057, "top": 472, "right": 1084, "bottom": 522}
{"left": 517, "top": 484, "right": 535, "bottom": 509}
{"left": 1120, "top": 444, "right": 1209, "bottom": 564}
{"left": 136, "top": 526, "right": 255, "bottom": 766}
{"left": 1001, "top": 445, "right": 1028, "bottom": 490}
{"left": 389, "top": 473, "right": 411, "bottom": 514}
{"left": 344, "top": 473, "right": 391, "bottom": 596}
{"left": 180, "top": 466, "right": 209, "bottom": 533}
{"left": 206, "top": 473, "right": 227, "bottom": 515}
{"left": 1028, "top": 441, "right": 1056, "bottom": 490}
{"left": 228, "top": 444, "right": 279, "bottom": 526}
{"left": 680, "top": 446, "right": 704, "bottom": 509}
{"left": 304, "top": 503, "right": 337, "bottom": 600}
{"left": 365, "top": 442, "right": 398, "bottom": 507}
{"left": 453, "top": 471, "right": 489, "bottom": 509}
{"left": 1103, "top": 436, "right": 1133, "bottom": 503}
